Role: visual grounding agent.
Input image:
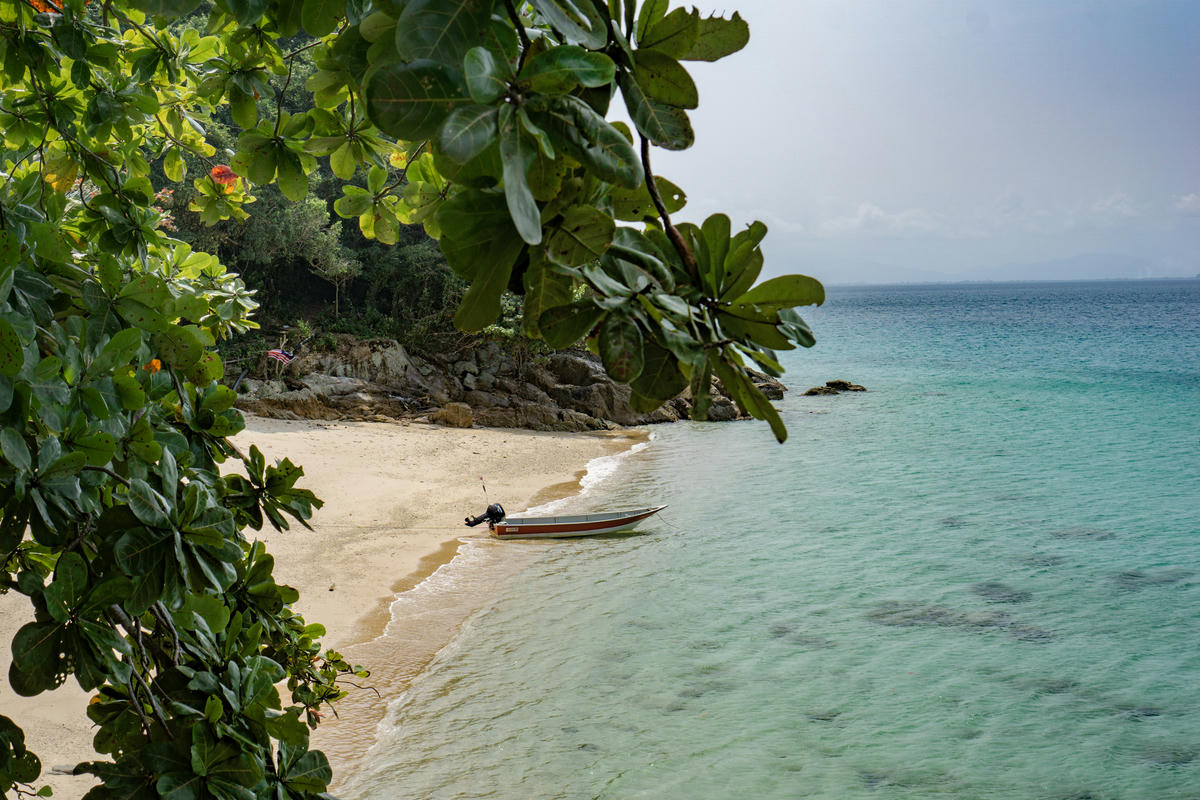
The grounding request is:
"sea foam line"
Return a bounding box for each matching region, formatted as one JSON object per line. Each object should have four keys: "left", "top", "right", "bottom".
{"left": 525, "top": 433, "right": 653, "bottom": 515}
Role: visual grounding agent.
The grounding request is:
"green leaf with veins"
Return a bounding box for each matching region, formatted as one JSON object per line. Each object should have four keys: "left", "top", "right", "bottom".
{"left": 438, "top": 104, "right": 499, "bottom": 165}
{"left": 366, "top": 60, "right": 469, "bottom": 141}
{"left": 617, "top": 72, "right": 694, "bottom": 150}
{"left": 521, "top": 46, "right": 616, "bottom": 95}
{"left": 395, "top": 0, "right": 496, "bottom": 66}
{"left": 499, "top": 105, "right": 542, "bottom": 245}
{"left": 599, "top": 315, "right": 645, "bottom": 383}
{"left": 529, "top": 0, "right": 609, "bottom": 49}
{"left": 464, "top": 46, "right": 510, "bottom": 104}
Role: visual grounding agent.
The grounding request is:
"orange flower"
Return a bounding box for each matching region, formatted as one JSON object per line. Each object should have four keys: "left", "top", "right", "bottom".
{"left": 143, "top": 358, "right": 162, "bottom": 373}
{"left": 30, "top": 0, "right": 63, "bottom": 12}
{"left": 209, "top": 164, "right": 239, "bottom": 189}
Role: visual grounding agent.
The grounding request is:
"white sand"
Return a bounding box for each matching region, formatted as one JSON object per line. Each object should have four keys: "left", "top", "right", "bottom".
{"left": 0, "top": 417, "right": 638, "bottom": 798}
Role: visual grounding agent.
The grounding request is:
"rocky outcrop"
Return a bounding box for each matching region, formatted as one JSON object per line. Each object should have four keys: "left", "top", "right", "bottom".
{"left": 235, "top": 334, "right": 787, "bottom": 431}
{"left": 803, "top": 379, "right": 867, "bottom": 396}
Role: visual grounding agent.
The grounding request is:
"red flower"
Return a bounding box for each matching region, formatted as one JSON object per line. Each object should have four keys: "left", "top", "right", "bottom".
{"left": 210, "top": 165, "right": 238, "bottom": 188}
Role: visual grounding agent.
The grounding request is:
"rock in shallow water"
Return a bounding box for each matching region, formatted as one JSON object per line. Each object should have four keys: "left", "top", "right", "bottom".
{"left": 803, "top": 379, "right": 868, "bottom": 396}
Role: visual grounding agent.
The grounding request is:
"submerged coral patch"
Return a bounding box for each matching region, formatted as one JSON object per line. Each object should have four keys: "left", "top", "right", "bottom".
{"left": 867, "top": 601, "right": 1053, "bottom": 641}
{"left": 972, "top": 581, "right": 1033, "bottom": 603}
{"left": 1109, "top": 568, "right": 1194, "bottom": 591}
{"left": 1050, "top": 526, "right": 1116, "bottom": 540}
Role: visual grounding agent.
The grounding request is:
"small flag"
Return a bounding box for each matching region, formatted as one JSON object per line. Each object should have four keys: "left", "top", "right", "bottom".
{"left": 266, "top": 349, "right": 294, "bottom": 364}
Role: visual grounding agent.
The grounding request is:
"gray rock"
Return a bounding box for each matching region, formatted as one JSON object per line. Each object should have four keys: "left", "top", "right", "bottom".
{"left": 547, "top": 353, "right": 606, "bottom": 386}
{"left": 433, "top": 402, "right": 473, "bottom": 428}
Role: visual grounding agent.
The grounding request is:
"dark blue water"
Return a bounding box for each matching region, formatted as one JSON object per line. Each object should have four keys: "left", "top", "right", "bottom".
{"left": 346, "top": 280, "right": 1200, "bottom": 799}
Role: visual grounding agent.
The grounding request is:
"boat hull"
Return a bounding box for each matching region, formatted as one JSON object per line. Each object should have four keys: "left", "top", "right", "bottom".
{"left": 492, "top": 506, "right": 666, "bottom": 539}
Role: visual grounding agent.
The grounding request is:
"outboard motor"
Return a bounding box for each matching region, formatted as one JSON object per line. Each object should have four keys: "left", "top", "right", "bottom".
{"left": 465, "top": 503, "right": 505, "bottom": 528}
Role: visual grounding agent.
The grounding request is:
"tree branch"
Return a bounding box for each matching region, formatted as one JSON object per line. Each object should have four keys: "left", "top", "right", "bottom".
{"left": 504, "top": 0, "right": 532, "bottom": 73}
{"left": 639, "top": 135, "right": 698, "bottom": 284}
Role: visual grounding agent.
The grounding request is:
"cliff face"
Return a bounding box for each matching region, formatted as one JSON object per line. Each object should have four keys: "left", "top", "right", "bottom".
{"left": 234, "top": 336, "right": 785, "bottom": 431}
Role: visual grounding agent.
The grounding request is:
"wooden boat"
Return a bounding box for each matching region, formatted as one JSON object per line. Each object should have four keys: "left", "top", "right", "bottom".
{"left": 491, "top": 506, "right": 667, "bottom": 539}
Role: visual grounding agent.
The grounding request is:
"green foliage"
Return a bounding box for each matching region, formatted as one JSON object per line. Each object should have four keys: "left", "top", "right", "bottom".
{"left": 1, "top": 0, "right": 823, "bottom": 796}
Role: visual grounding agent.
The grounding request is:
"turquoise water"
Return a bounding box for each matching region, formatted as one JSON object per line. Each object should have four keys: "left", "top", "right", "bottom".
{"left": 344, "top": 280, "right": 1200, "bottom": 800}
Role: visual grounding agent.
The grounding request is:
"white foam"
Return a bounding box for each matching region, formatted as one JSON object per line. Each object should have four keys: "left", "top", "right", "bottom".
{"left": 525, "top": 433, "right": 653, "bottom": 515}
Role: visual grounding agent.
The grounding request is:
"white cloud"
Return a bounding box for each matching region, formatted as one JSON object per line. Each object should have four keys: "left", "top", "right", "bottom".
{"left": 1090, "top": 192, "right": 1137, "bottom": 219}
{"left": 1174, "top": 193, "right": 1200, "bottom": 214}
{"left": 818, "top": 203, "right": 950, "bottom": 237}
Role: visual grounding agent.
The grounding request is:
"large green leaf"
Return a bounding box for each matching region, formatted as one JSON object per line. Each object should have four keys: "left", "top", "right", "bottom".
{"left": 522, "top": 250, "right": 574, "bottom": 338}
{"left": 609, "top": 174, "right": 685, "bottom": 221}
{"left": 777, "top": 307, "right": 817, "bottom": 348}
{"left": 545, "top": 205, "right": 614, "bottom": 266}
{"left": 699, "top": 213, "right": 730, "bottom": 295}
{"left": 729, "top": 275, "right": 825, "bottom": 310}
{"left": 527, "top": 95, "right": 643, "bottom": 189}
{"left": 639, "top": 7, "right": 699, "bottom": 59}
{"left": 617, "top": 71, "right": 694, "bottom": 150}
{"left": 464, "top": 46, "right": 509, "bottom": 104}
{"left": 684, "top": 11, "right": 751, "bottom": 62}
{"left": 44, "top": 552, "right": 88, "bottom": 622}
{"left": 10, "top": 620, "right": 67, "bottom": 694}
{"left": 599, "top": 315, "right": 644, "bottom": 383}
{"left": 538, "top": 301, "right": 605, "bottom": 349}
{"left": 718, "top": 309, "right": 793, "bottom": 350}
{"left": 0, "top": 318, "right": 23, "bottom": 377}
{"left": 710, "top": 354, "right": 786, "bottom": 443}
{"left": 719, "top": 221, "right": 768, "bottom": 300}
{"left": 279, "top": 744, "right": 332, "bottom": 793}
{"left": 630, "top": 337, "right": 686, "bottom": 402}
{"left": 436, "top": 189, "right": 524, "bottom": 280}
{"left": 498, "top": 104, "right": 542, "bottom": 245}
{"left": 1, "top": 428, "right": 30, "bottom": 473}
{"left": 438, "top": 104, "right": 499, "bottom": 164}
{"left": 453, "top": 255, "right": 519, "bottom": 331}
{"left": 118, "top": 273, "right": 170, "bottom": 309}
{"left": 301, "top": 0, "right": 343, "bottom": 36}
{"left": 152, "top": 325, "right": 209, "bottom": 369}
{"left": 366, "top": 60, "right": 468, "bottom": 141}
{"left": 521, "top": 46, "right": 616, "bottom": 94}
{"left": 128, "top": 478, "right": 172, "bottom": 528}
{"left": 636, "top": 0, "right": 668, "bottom": 40}
{"left": 395, "top": 0, "right": 496, "bottom": 65}
{"left": 275, "top": 149, "right": 309, "bottom": 202}
{"left": 529, "top": 0, "right": 609, "bottom": 49}
{"left": 630, "top": 51, "right": 697, "bottom": 108}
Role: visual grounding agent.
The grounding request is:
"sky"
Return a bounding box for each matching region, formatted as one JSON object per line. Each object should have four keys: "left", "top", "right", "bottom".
{"left": 640, "top": 0, "right": 1200, "bottom": 283}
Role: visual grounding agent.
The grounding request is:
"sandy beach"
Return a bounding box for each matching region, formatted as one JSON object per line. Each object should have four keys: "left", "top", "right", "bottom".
{"left": 0, "top": 416, "right": 639, "bottom": 798}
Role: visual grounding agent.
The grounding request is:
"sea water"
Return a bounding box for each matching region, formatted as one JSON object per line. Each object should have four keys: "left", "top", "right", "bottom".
{"left": 342, "top": 280, "right": 1200, "bottom": 800}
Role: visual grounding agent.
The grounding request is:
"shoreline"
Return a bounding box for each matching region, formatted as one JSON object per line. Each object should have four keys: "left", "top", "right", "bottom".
{"left": 0, "top": 416, "right": 644, "bottom": 798}
{"left": 311, "top": 430, "right": 651, "bottom": 786}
